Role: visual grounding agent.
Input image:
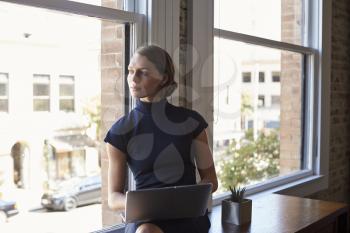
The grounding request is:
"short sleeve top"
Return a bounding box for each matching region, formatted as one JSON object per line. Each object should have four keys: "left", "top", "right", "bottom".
{"left": 104, "top": 98, "right": 208, "bottom": 190}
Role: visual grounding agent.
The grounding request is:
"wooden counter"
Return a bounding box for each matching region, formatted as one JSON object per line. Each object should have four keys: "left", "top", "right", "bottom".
{"left": 209, "top": 194, "right": 349, "bottom": 233}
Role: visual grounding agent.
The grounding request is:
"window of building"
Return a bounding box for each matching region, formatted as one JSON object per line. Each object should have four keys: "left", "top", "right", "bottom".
{"left": 0, "top": 73, "right": 9, "bottom": 112}
{"left": 258, "top": 95, "right": 265, "bottom": 107}
{"left": 33, "top": 74, "right": 50, "bottom": 112}
{"left": 59, "top": 75, "right": 75, "bottom": 112}
{"left": 259, "top": 71, "right": 265, "bottom": 82}
{"left": 211, "top": 0, "right": 330, "bottom": 201}
{"left": 242, "top": 72, "right": 251, "bottom": 83}
{"left": 272, "top": 71, "right": 281, "bottom": 82}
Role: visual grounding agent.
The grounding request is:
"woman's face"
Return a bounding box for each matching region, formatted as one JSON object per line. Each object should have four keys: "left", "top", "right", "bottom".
{"left": 127, "top": 53, "right": 167, "bottom": 101}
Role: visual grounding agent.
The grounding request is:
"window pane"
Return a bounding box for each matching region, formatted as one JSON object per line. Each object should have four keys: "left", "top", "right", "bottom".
{"left": 272, "top": 71, "right": 281, "bottom": 82}
{"left": 214, "top": 0, "right": 305, "bottom": 45}
{"left": 259, "top": 72, "right": 265, "bottom": 82}
{"left": 68, "top": 0, "right": 124, "bottom": 10}
{"left": 33, "top": 83, "right": 50, "bottom": 96}
{"left": 34, "top": 99, "right": 50, "bottom": 111}
{"left": 242, "top": 72, "right": 251, "bottom": 82}
{"left": 213, "top": 37, "right": 304, "bottom": 196}
{"left": 60, "top": 99, "right": 75, "bottom": 112}
{"left": 60, "top": 84, "right": 75, "bottom": 96}
{"left": 1, "top": 1, "right": 129, "bottom": 231}
{"left": 0, "top": 99, "right": 8, "bottom": 112}
{"left": 0, "top": 83, "right": 8, "bottom": 96}
{"left": 59, "top": 75, "right": 74, "bottom": 83}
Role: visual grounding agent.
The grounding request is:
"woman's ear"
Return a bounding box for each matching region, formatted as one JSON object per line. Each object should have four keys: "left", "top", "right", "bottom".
{"left": 161, "top": 75, "right": 169, "bottom": 86}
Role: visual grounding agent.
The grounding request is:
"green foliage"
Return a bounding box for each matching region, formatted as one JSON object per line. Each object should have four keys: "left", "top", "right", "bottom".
{"left": 218, "top": 129, "right": 280, "bottom": 191}
{"left": 229, "top": 186, "right": 246, "bottom": 203}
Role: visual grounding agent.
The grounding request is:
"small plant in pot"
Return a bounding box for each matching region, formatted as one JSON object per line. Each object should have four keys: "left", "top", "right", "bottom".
{"left": 221, "top": 186, "right": 252, "bottom": 225}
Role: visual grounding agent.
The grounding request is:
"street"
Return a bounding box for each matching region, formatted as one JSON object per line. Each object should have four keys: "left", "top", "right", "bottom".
{"left": 1, "top": 203, "right": 102, "bottom": 233}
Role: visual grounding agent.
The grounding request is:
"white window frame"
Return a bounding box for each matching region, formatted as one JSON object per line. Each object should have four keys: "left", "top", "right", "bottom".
{"left": 58, "top": 75, "right": 75, "bottom": 112}
{"left": 189, "top": 0, "right": 331, "bottom": 205}
{"left": 33, "top": 74, "right": 51, "bottom": 112}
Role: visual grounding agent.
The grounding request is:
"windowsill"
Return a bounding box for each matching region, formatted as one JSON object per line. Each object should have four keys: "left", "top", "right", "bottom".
{"left": 93, "top": 175, "right": 328, "bottom": 233}
{"left": 213, "top": 174, "right": 327, "bottom": 206}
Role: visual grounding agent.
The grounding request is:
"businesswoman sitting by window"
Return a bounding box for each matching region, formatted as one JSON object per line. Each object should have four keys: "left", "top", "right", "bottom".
{"left": 104, "top": 45, "right": 218, "bottom": 233}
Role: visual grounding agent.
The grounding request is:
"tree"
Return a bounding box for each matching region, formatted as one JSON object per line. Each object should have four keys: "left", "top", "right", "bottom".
{"left": 217, "top": 129, "right": 280, "bottom": 190}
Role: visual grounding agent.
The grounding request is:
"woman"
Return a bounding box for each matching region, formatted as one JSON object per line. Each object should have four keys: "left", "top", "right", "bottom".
{"left": 104, "top": 45, "right": 218, "bottom": 233}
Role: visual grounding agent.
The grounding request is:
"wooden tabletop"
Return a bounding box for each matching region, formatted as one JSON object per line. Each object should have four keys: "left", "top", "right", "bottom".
{"left": 208, "top": 194, "right": 349, "bottom": 233}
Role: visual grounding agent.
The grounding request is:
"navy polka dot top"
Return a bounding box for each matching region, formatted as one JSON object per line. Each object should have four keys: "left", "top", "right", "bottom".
{"left": 104, "top": 98, "right": 208, "bottom": 190}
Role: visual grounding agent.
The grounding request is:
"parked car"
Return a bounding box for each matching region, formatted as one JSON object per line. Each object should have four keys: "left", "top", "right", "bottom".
{"left": 41, "top": 175, "right": 101, "bottom": 211}
{"left": 0, "top": 199, "right": 19, "bottom": 222}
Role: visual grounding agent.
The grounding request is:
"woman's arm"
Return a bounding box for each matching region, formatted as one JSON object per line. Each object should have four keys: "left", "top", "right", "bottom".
{"left": 106, "top": 143, "right": 127, "bottom": 211}
{"left": 193, "top": 129, "right": 218, "bottom": 193}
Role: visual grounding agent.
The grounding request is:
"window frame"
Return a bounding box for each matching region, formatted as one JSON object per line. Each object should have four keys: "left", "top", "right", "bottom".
{"left": 33, "top": 74, "right": 51, "bottom": 112}
{"left": 58, "top": 75, "right": 75, "bottom": 112}
{"left": 1, "top": 0, "right": 147, "bottom": 229}
{"left": 189, "top": 0, "right": 331, "bottom": 205}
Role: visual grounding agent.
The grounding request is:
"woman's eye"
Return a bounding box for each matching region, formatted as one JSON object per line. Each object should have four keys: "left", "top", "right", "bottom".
{"left": 128, "top": 70, "right": 134, "bottom": 75}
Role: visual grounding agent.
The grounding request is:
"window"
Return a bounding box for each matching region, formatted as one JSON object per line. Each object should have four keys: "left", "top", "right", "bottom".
{"left": 242, "top": 72, "right": 251, "bottom": 83}
{"left": 258, "top": 95, "right": 265, "bottom": 107}
{"left": 0, "top": 0, "right": 145, "bottom": 231}
{"left": 33, "top": 74, "right": 50, "bottom": 111}
{"left": 272, "top": 71, "right": 281, "bottom": 82}
{"left": 59, "top": 75, "right": 75, "bottom": 112}
{"left": 0, "top": 73, "right": 9, "bottom": 112}
{"left": 259, "top": 71, "right": 265, "bottom": 82}
{"left": 211, "top": 0, "right": 328, "bottom": 200}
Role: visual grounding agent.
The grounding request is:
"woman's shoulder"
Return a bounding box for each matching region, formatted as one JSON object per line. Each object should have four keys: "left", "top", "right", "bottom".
{"left": 108, "top": 109, "right": 143, "bottom": 135}
{"left": 168, "top": 103, "right": 206, "bottom": 121}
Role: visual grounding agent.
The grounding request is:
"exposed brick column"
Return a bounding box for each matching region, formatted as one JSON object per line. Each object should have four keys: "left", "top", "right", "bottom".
{"left": 280, "top": 0, "right": 302, "bottom": 175}
{"left": 100, "top": 0, "right": 125, "bottom": 227}
{"left": 308, "top": 0, "right": 350, "bottom": 204}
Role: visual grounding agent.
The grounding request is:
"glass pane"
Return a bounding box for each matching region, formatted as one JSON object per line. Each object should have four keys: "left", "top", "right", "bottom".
{"left": 33, "top": 83, "right": 50, "bottom": 96}
{"left": 33, "top": 75, "right": 50, "bottom": 83}
{"left": 59, "top": 84, "right": 75, "bottom": 96}
{"left": 0, "top": 73, "right": 8, "bottom": 82}
{"left": 59, "top": 75, "right": 74, "bottom": 83}
{"left": 68, "top": 0, "right": 124, "bottom": 10}
{"left": 0, "top": 1, "right": 128, "bottom": 231}
{"left": 214, "top": 0, "right": 305, "bottom": 45}
{"left": 0, "top": 99, "right": 8, "bottom": 112}
{"left": 0, "top": 83, "right": 8, "bottom": 96}
{"left": 213, "top": 37, "right": 304, "bottom": 196}
{"left": 34, "top": 99, "right": 50, "bottom": 111}
{"left": 60, "top": 99, "right": 75, "bottom": 112}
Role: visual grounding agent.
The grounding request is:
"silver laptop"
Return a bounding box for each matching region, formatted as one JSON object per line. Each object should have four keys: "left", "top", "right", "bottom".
{"left": 124, "top": 183, "right": 212, "bottom": 223}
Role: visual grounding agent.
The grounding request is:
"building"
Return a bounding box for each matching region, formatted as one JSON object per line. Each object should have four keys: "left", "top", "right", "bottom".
{"left": 0, "top": 2, "right": 101, "bottom": 191}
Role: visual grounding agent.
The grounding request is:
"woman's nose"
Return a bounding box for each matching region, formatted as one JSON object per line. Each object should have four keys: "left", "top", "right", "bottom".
{"left": 128, "top": 72, "right": 139, "bottom": 83}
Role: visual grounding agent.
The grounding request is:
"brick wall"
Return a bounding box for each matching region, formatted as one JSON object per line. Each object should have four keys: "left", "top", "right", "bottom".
{"left": 100, "top": 0, "right": 125, "bottom": 227}
{"left": 307, "top": 0, "right": 350, "bottom": 204}
{"left": 279, "top": 0, "right": 303, "bottom": 175}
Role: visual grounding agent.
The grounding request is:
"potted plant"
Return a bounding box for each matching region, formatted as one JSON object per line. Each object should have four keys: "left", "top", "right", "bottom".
{"left": 221, "top": 186, "right": 252, "bottom": 225}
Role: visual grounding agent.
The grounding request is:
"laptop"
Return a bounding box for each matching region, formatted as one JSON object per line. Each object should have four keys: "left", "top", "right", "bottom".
{"left": 124, "top": 183, "right": 212, "bottom": 223}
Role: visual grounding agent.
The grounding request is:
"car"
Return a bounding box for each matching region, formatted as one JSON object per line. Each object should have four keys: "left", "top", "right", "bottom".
{"left": 0, "top": 199, "right": 19, "bottom": 222}
{"left": 41, "top": 175, "right": 101, "bottom": 211}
